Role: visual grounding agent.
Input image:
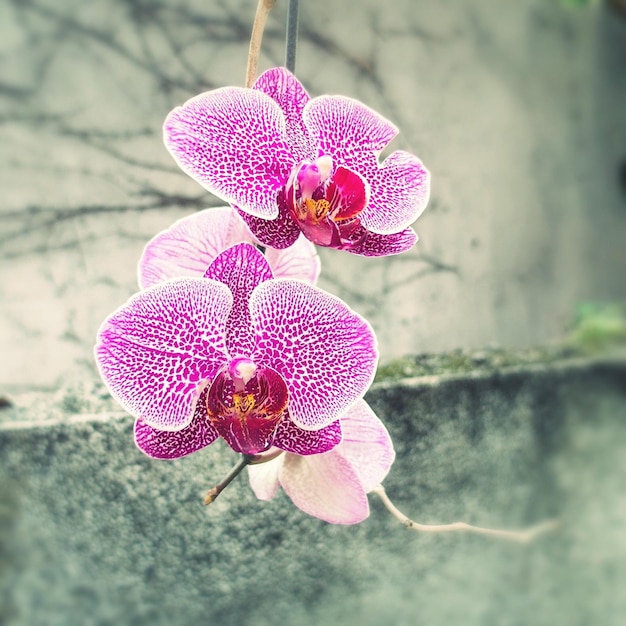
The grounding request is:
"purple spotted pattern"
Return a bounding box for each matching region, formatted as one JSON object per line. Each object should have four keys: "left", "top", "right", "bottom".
{"left": 164, "top": 67, "right": 430, "bottom": 257}
{"left": 273, "top": 416, "right": 342, "bottom": 456}
{"left": 134, "top": 387, "right": 218, "bottom": 459}
{"left": 249, "top": 279, "right": 378, "bottom": 430}
{"left": 95, "top": 242, "right": 376, "bottom": 458}
{"left": 164, "top": 88, "right": 294, "bottom": 221}
{"left": 204, "top": 239, "right": 272, "bottom": 357}
{"left": 95, "top": 278, "right": 232, "bottom": 431}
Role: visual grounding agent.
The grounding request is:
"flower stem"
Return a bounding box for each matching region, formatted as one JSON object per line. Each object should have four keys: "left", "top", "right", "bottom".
{"left": 285, "top": 0, "right": 300, "bottom": 73}
{"left": 246, "top": 0, "right": 277, "bottom": 88}
{"left": 371, "top": 484, "right": 560, "bottom": 544}
{"left": 204, "top": 450, "right": 284, "bottom": 504}
{"left": 204, "top": 454, "right": 254, "bottom": 504}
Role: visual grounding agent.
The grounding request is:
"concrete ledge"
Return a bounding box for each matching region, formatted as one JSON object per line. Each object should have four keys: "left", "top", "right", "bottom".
{"left": 1, "top": 354, "right": 625, "bottom": 626}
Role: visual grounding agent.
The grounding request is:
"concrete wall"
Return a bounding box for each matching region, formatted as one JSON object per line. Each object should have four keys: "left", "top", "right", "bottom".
{"left": 1, "top": 353, "right": 625, "bottom": 625}
{"left": 1, "top": 0, "right": 625, "bottom": 389}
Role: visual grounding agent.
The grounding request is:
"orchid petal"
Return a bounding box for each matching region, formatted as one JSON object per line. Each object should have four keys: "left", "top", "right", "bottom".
{"left": 264, "top": 234, "right": 321, "bottom": 284}
{"left": 359, "top": 151, "right": 431, "bottom": 234}
{"left": 304, "top": 96, "right": 429, "bottom": 234}
{"left": 327, "top": 166, "right": 369, "bottom": 221}
{"left": 345, "top": 226, "right": 418, "bottom": 257}
{"left": 137, "top": 207, "right": 254, "bottom": 290}
{"left": 236, "top": 191, "right": 301, "bottom": 250}
{"left": 250, "top": 279, "right": 378, "bottom": 430}
{"left": 303, "top": 95, "right": 398, "bottom": 169}
{"left": 279, "top": 450, "right": 370, "bottom": 524}
{"left": 95, "top": 278, "right": 232, "bottom": 430}
{"left": 253, "top": 67, "right": 315, "bottom": 163}
{"left": 249, "top": 402, "right": 392, "bottom": 522}
{"left": 273, "top": 416, "right": 342, "bottom": 455}
{"left": 164, "top": 87, "right": 295, "bottom": 219}
{"left": 138, "top": 205, "right": 320, "bottom": 287}
{"left": 134, "top": 388, "right": 218, "bottom": 459}
{"left": 247, "top": 454, "right": 283, "bottom": 501}
{"left": 205, "top": 243, "right": 272, "bottom": 357}
{"left": 332, "top": 399, "right": 395, "bottom": 492}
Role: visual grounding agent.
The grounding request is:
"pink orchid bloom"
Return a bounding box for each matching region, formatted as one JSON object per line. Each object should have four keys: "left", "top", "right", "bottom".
{"left": 164, "top": 67, "right": 430, "bottom": 257}
{"left": 138, "top": 206, "right": 321, "bottom": 289}
{"left": 248, "top": 399, "right": 395, "bottom": 525}
{"left": 95, "top": 243, "right": 378, "bottom": 457}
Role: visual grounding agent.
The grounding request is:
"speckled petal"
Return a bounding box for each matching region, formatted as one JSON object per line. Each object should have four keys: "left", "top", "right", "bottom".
{"left": 95, "top": 278, "right": 232, "bottom": 431}
{"left": 164, "top": 87, "right": 295, "bottom": 219}
{"left": 304, "top": 96, "right": 429, "bottom": 235}
{"left": 264, "top": 234, "right": 321, "bottom": 284}
{"left": 253, "top": 67, "right": 315, "bottom": 163}
{"left": 359, "top": 150, "right": 430, "bottom": 234}
{"left": 303, "top": 95, "right": 398, "bottom": 170}
{"left": 204, "top": 243, "right": 273, "bottom": 357}
{"left": 249, "top": 279, "right": 378, "bottom": 430}
{"left": 137, "top": 207, "right": 254, "bottom": 290}
{"left": 134, "top": 387, "right": 218, "bottom": 459}
{"left": 279, "top": 450, "right": 370, "bottom": 524}
{"left": 344, "top": 226, "right": 418, "bottom": 257}
{"left": 332, "top": 399, "right": 395, "bottom": 492}
{"left": 236, "top": 190, "right": 301, "bottom": 250}
{"left": 273, "top": 415, "right": 342, "bottom": 455}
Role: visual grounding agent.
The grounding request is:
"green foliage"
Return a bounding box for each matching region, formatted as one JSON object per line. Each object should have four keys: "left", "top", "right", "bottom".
{"left": 375, "top": 302, "right": 626, "bottom": 383}
{"left": 569, "top": 302, "right": 626, "bottom": 352}
{"left": 374, "top": 346, "right": 573, "bottom": 382}
{"left": 559, "top": 0, "right": 597, "bottom": 7}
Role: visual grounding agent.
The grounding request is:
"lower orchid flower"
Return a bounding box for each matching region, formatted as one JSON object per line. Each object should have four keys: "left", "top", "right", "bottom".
{"left": 95, "top": 242, "right": 385, "bottom": 519}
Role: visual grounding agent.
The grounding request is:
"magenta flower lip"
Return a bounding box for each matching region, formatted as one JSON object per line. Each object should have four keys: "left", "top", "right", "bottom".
{"left": 164, "top": 67, "right": 430, "bottom": 256}
{"left": 206, "top": 360, "right": 289, "bottom": 455}
{"left": 95, "top": 243, "right": 378, "bottom": 458}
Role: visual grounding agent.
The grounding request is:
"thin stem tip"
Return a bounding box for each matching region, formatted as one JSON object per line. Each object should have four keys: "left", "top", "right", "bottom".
{"left": 371, "top": 484, "right": 560, "bottom": 544}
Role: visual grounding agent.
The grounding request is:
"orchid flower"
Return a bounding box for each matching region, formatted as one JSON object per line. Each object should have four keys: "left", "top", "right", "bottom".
{"left": 95, "top": 242, "right": 377, "bottom": 460}
{"left": 138, "top": 206, "right": 320, "bottom": 289}
{"left": 164, "top": 67, "right": 430, "bottom": 257}
{"left": 248, "top": 399, "right": 395, "bottom": 525}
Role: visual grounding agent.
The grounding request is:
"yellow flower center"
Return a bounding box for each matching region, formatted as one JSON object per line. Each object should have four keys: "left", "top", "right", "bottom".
{"left": 233, "top": 392, "right": 256, "bottom": 415}
{"left": 303, "top": 198, "right": 331, "bottom": 223}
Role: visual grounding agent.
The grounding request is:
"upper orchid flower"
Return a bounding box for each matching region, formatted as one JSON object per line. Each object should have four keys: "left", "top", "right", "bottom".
{"left": 95, "top": 242, "right": 377, "bottom": 458}
{"left": 164, "top": 67, "right": 430, "bottom": 257}
{"left": 138, "top": 206, "right": 321, "bottom": 289}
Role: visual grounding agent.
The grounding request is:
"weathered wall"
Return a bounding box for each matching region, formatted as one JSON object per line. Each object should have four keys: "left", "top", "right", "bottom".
{"left": 1, "top": 0, "right": 625, "bottom": 389}
{"left": 1, "top": 354, "right": 625, "bottom": 625}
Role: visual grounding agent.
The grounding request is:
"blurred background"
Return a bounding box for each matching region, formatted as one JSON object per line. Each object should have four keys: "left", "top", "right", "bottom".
{"left": 1, "top": 2, "right": 626, "bottom": 626}
{"left": 1, "top": 0, "right": 625, "bottom": 392}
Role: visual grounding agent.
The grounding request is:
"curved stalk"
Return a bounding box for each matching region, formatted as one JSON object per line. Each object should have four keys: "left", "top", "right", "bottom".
{"left": 246, "top": 0, "right": 277, "bottom": 87}
{"left": 371, "top": 484, "right": 559, "bottom": 544}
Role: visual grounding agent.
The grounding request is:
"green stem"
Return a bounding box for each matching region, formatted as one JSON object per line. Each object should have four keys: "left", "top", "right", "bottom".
{"left": 285, "top": 0, "right": 300, "bottom": 73}
{"left": 204, "top": 450, "right": 285, "bottom": 504}
{"left": 204, "top": 454, "right": 254, "bottom": 504}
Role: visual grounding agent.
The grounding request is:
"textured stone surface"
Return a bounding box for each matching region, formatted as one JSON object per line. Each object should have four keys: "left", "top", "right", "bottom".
{"left": 1, "top": 0, "right": 626, "bottom": 388}
{"left": 1, "top": 354, "right": 625, "bottom": 626}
